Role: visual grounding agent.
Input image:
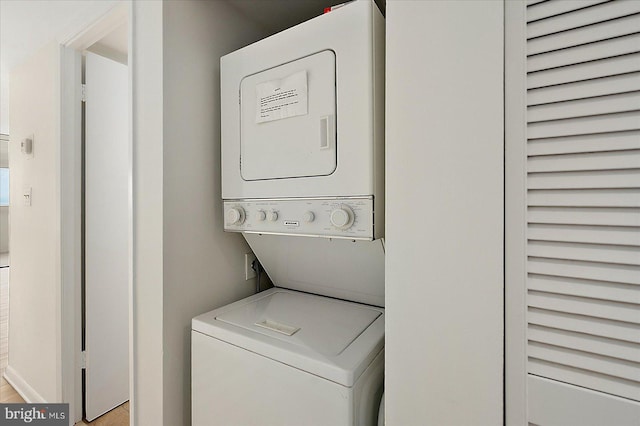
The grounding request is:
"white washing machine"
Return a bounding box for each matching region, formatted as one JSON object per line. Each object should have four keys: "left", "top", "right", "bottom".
{"left": 192, "top": 288, "right": 384, "bottom": 425}
{"left": 193, "top": 1, "right": 385, "bottom": 425}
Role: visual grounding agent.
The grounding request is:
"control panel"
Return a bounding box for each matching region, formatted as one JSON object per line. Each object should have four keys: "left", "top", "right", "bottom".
{"left": 223, "top": 197, "right": 374, "bottom": 240}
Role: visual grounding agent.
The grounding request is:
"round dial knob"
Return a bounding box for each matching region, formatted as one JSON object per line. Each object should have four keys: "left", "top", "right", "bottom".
{"left": 226, "top": 207, "right": 245, "bottom": 225}
{"left": 255, "top": 210, "right": 266, "bottom": 221}
{"left": 303, "top": 211, "right": 315, "bottom": 223}
{"left": 267, "top": 211, "right": 279, "bottom": 222}
{"left": 330, "top": 205, "right": 355, "bottom": 229}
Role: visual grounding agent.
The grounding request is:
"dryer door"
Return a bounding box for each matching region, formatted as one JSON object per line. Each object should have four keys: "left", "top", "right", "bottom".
{"left": 240, "top": 50, "right": 336, "bottom": 181}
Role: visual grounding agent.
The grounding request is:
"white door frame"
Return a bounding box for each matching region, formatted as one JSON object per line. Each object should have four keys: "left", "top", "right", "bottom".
{"left": 59, "top": 3, "right": 133, "bottom": 424}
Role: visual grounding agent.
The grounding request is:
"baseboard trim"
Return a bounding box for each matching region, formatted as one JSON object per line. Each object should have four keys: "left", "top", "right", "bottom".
{"left": 4, "top": 365, "right": 46, "bottom": 403}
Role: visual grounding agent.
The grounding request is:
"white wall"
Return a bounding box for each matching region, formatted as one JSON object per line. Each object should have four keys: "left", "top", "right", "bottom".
{"left": 1, "top": 76, "right": 9, "bottom": 135}
{"left": 385, "top": 1, "right": 504, "bottom": 425}
{"left": 6, "top": 41, "right": 62, "bottom": 402}
{"left": 163, "top": 2, "right": 270, "bottom": 424}
{"left": 0, "top": 136, "right": 8, "bottom": 253}
{"left": 0, "top": 208, "right": 7, "bottom": 253}
{"left": 133, "top": 1, "right": 269, "bottom": 424}
{"left": 131, "top": 1, "right": 164, "bottom": 424}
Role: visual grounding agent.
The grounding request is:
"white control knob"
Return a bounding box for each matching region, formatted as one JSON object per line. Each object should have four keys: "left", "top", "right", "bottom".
{"left": 226, "top": 207, "right": 245, "bottom": 225}
{"left": 255, "top": 210, "right": 266, "bottom": 221}
{"left": 303, "top": 211, "right": 315, "bottom": 223}
{"left": 267, "top": 211, "right": 279, "bottom": 222}
{"left": 330, "top": 205, "right": 355, "bottom": 229}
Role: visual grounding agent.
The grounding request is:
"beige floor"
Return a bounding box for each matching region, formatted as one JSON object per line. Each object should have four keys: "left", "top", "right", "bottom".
{"left": 0, "top": 375, "right": 25, "bottom": 404}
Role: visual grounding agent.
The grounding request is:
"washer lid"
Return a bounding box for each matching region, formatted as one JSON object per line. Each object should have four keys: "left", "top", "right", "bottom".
{"left": 218, "top": 289, "right": 379, "bottom": 356}
{"left": 192, "top": 288, "right": 384, "bottom": 387}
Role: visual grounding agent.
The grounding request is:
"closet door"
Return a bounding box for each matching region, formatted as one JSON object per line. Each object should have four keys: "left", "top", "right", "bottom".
{"left": 524, "top": 1, "right": 640, "bottom": 424}
{"left": 84, "top": 52, "right": 129, "bottom": 422}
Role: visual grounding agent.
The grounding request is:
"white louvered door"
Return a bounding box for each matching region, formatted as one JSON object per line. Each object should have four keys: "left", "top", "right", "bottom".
{"left": 524, "top": 1, "right": 640, "bottom": 424}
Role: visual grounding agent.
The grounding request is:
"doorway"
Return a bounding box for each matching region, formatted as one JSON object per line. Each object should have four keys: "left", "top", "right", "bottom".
{"left": 60, "top": 4, "right": 132, "bottom": 425}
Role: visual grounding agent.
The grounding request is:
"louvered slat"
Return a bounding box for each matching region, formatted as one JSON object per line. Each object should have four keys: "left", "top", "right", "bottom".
{"left": 528, "top": 0, "right": 550, "bottom": 6}
{"left": 527, "top": 110, "right": 640, "bottom": 139}
{"left": 528, "top": 53, "right": 640, "bottom": 89}
{"left": 528, "top": 224, "right": 640, "bottom": 246}
{"left": 528, "top": 257, "right": 640, "bottom": 285}
{"left": 528, "top": 73, "right": 640, "bottom": 105}
{"left": 529, "top": 342, "right": 640, "bottom": 381}
{"left": 527, "top": 1, "right": 609, "bottom": 23}
{"left": 529, "top": 308, "right": 640, "bottom": 343}
{"left": 528, "top": 188, "right": 640, "bottom": 207}
{"left": 528, "top": 325, "right": 640, "bottom": 362}
{"left": 528, "top": 169, "right": 640, "bottom": 189}
{"left": 528, "top": 274, "right": 640, "bottom": 303}
{"left": 528, "top": 207, "right": 640, "bottom": 227}
{"left": 528, "top": 13, "right": 640, "bottom": 56}
{"left": 528, "top": 240, "right": 640, "bottom": 265}
{"left": 529, "top": 358, "right": 640, "bottom": 401}
{"left": 528, "top": 291, "right": 639, "bottom": 325}
{"left": 527, "top": 131, "right": 640, "bottom": 155}
{"left": 527, "top": 33, "right": 640, "bottom": 72}
{"left": 528, "top": 92, "right": 640, "bottom": 122}
{"left": 528, "top": 150, "right": 640, "bottom": 172}
{"left": 527, "top": 0, "right": 640, "bottom": 39}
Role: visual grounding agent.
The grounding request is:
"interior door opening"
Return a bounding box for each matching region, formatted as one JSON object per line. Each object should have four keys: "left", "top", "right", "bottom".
{"left": 81, "top": 22, "right": 130, "bottom": 423}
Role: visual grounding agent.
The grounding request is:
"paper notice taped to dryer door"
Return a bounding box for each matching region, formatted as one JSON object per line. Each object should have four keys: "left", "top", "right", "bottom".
{"left": 256, "top": 70, "right": 308, "bottom": 123}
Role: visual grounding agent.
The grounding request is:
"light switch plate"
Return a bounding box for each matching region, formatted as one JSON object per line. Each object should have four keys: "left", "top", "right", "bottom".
{"left": 23, "top": 187, "right": 32, "bottom": 206}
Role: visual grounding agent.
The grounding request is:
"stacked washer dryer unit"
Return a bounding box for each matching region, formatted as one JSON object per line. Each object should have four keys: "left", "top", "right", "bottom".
{"left": 192, "top": 1, "right": 385, "bottom": 425}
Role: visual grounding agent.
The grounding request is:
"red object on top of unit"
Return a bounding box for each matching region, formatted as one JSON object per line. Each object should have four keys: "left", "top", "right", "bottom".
{"left": 324, "top": 2, "right": 349, "bottom": 14}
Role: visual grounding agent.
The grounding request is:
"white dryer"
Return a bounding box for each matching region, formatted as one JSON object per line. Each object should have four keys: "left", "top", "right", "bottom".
{"left": 193, "top": 1, "right": 385, "bottom": 425}
{"left": 220, "top": 0, "right": 385, "bottom": 246}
